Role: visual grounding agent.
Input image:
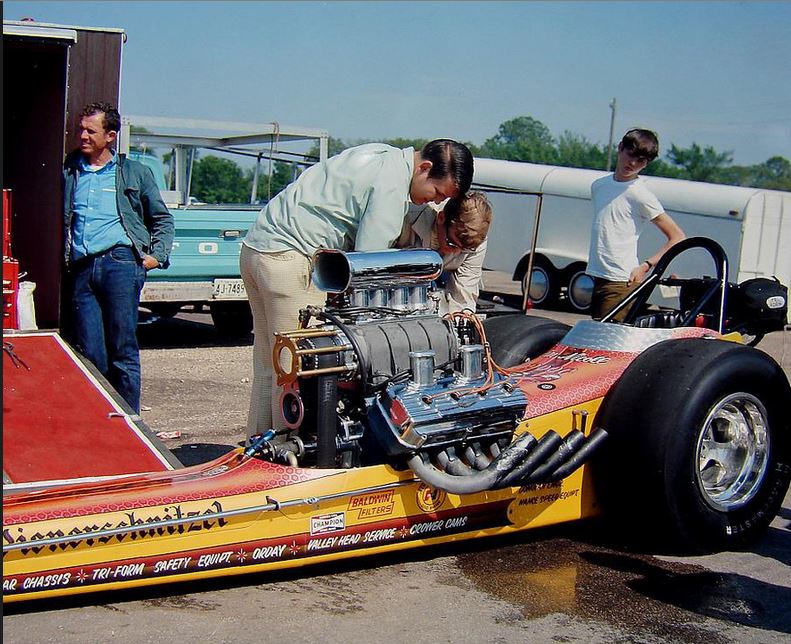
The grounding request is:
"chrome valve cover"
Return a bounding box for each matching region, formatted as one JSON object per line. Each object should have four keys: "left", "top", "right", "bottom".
{"left": 369, "top": 372, "right": 528, "bottom": 456}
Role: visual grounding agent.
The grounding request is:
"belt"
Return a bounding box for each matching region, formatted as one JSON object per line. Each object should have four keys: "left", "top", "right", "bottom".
{"left": 71, "top": 244, "right": 134, "bottom": 265}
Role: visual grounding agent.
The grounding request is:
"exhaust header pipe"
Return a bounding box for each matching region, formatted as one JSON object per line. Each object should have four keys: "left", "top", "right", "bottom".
{"left": 312, "top": 248, "right": 443, "bottom": 293}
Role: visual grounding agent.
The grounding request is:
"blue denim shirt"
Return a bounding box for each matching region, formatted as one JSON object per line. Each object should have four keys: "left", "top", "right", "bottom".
{"left": 70, "top": 153, "right": 133, "bottom": 260}
{"left": 64, "top": 151, "right": 175, "bottom": 268}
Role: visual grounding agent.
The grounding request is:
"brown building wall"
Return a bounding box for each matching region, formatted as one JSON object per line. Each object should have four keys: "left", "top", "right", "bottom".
{"left": 3, "top": 26, "right": 123, "bottom": 329}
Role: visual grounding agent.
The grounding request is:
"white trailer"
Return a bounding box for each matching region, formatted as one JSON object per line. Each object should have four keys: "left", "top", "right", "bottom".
{"left": 472, "top": 157, "right": 791, "bottom": 312}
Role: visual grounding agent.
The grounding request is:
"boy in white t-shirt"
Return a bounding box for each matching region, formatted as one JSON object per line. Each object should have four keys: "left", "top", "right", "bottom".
{"left": 586, "top": 129, "right": 685, "bottom": 320}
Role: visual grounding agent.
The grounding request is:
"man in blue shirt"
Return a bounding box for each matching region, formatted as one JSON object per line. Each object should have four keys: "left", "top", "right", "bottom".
{"left": 63, "top": 102, "right": 174, "bottom": 413}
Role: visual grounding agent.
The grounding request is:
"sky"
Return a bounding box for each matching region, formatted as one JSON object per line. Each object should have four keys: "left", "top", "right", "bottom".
{"left": 5, "top": 1, "right": 791, "bottom": 166}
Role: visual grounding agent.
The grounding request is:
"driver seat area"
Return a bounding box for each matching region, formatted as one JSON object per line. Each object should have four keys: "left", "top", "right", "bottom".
{"left": 632, "top": 310, "right": 686, "bottom": 329}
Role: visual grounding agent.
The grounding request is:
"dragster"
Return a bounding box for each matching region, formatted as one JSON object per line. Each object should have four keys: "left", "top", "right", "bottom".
{"left": 3, "top": 238, "right": 789, "bottom": 603}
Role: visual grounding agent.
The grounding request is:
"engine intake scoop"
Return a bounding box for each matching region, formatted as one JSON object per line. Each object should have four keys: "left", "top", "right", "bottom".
{"left": 312, "top": 248, "right": 443, "bottom": 293}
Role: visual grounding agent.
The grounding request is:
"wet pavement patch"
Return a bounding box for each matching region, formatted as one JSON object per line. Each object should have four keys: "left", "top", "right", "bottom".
{"left": 456, "top": 536, "right": 791, "bottom": 641}
{"left": 141, "top": 594, "right": 221, "bottom": 611}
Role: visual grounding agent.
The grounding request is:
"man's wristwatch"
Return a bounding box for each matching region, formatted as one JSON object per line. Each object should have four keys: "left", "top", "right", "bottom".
{"left": 643, "top": 260, "right": 653, "bottom": 269}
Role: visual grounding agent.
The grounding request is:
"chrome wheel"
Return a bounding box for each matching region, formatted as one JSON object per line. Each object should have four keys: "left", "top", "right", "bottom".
{"left": 525, "top": 266, "right": 550, "bottom": 303}
{"left": 567, "top": 270, "right": 593, "bottom": 312}
{"left": 696, "top": 393, "right": 770, "bottom": 511}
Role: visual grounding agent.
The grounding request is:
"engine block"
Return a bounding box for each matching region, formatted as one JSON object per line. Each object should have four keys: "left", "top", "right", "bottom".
{"left": 269, "top": 248, "right": 527, "bottom": 468}
{"left": 370, "top": 368, "right": 528, "bottom": 456}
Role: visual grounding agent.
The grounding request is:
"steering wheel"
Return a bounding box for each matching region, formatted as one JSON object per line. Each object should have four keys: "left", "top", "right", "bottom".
{"left": 601, "top": 237, "right": 729, "bottom": 333}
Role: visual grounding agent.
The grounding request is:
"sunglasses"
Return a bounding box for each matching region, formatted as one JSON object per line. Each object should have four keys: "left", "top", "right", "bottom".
{"left": 622, "top": 145, "right": 652, "bottom": 164}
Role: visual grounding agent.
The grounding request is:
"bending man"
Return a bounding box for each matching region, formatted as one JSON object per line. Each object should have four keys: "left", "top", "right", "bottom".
{"left": 241, "top": 139, "right": 474, "bottom": 438}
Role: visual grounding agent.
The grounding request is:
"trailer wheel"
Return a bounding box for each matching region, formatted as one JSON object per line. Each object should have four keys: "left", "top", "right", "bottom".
{"left": 564, "top": 262, "right": 593, "bottom": 313}
{"left": 483, "top": 314, "right": 571, "bottom": 368}
{"left": 594, "top": 338, "right": 791, "bottom": 552}
{"left": 209, "top": 302, "right": 253, "bottom": 338}
{"left": 521, "top": 255, "right": 558, "bottom": 309}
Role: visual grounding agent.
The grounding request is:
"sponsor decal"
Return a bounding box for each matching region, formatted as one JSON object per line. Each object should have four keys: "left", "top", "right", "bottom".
{"left": 516, "top": 481, "right": 580, "bottom": 506}
{"left": 88, "top": 563, "right": 146, "bottom": 581}
{"left": 310, "top": 512, "right": 346, "bottom": 536}
{"left": 2, "top": 504, "right": 511, "bottom": 597}
{"left": 408, "top": 515, "right": 468, "bottom": 536}
{"left": 348, "top": 490, "right": 395, "bottom": 520}
{"left": 197, "top": 551, "right": 233, "bottom": 568}
{"left": 537, "top": 383, "right": 556, "bottom": 390}
{"left": 4, "top": 501, "right": 228, "bottom": 554}
{"left": 543, "top": 349, "right": 611, "bottom": 365}
{"left": 152, "top": 557, "right": 193, "bottom": 574}
{"left": 517, "top": 347, "right": 611, "bottom": 385}
{"left": 201, "top": 465, "right": 230, "bottom": 477}
{"left": 416, "top": 483, "right": 446, "bottom": 513}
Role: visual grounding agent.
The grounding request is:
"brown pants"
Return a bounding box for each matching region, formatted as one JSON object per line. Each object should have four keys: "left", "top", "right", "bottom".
{"left": 240, "top": 245, "right": 326, "bottom": 440}
{"left": 590, "top": 278, "right": 639, "bottom": 322}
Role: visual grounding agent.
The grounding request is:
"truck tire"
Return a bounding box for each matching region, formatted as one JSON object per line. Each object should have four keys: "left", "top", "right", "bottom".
{"left": 563, "top": 262, "right": 593, "bottom": 313}
{"left": 209, "top": 302, "right": 253, "bottom": 338}
{"left": 146, "top": 303, "right": 182, "bottom": 319}
{"left": 483, "top": 314, "right": 571, "bottom": 368}
{"left": 521, "top": 255, "right": 558, "bottom": 309}
{"left": 594, "top": 338, "right": 791, "bottom": 552}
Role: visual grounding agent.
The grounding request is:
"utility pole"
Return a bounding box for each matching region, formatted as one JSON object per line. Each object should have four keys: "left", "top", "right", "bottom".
{"left": 606, "top": 97, "right": 617, "bottom": 171}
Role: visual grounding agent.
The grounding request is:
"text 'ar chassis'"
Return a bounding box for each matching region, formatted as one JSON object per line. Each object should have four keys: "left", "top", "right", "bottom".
{"left": 3, "top": 237, "right": 790, "bottom": 603}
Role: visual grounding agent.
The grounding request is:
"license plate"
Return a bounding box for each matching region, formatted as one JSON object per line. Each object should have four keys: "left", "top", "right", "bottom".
{"left": 212, "top": 279, "right": 247, "bottom": 299}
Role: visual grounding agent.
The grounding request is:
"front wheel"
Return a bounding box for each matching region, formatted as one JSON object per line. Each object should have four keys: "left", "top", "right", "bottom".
{"left": 594, "top": 338, "right": 791, "bottom": 552}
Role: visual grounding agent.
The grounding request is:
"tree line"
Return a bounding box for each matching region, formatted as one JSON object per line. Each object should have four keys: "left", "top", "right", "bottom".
{"left": 139, "top": 115, "right": 791, "bottom": 204}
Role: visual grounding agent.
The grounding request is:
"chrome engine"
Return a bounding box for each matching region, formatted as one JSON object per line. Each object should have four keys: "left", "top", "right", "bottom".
{"left": 265, "top": 248, "right": 528, "bottom": 471}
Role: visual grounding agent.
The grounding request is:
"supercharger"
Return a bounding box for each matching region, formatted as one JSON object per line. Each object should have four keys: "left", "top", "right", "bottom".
{"left": 266, "top": 248, "right": 529, "bottom": 471}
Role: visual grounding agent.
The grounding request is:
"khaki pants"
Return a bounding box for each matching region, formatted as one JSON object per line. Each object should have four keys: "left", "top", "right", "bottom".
{"left": 240, "top": 245, "right": 325, "bottom": 441}
{"left": 590, "top": 278, "right": 638, "bottom": 322}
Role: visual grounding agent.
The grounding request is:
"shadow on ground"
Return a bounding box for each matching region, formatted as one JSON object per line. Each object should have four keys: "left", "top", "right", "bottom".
{"left": 171, "top": 442, "right": 239, "bottom": 466}
{"left": 137, "top": 310, "right": 252, "bottom": 350}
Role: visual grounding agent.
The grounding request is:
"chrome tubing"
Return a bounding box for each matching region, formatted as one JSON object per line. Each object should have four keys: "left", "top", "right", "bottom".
{"left": 312, "top": 248, "right": 443, "bottom": 293}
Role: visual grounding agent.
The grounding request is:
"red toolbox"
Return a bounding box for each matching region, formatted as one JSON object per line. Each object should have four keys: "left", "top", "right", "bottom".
{"left": 3, "top": 189, "right": 11, "bottom": 258}
{"left": 3, "top": 189, "right": 18, "bottom": 329}
{"left": 3, "top": 257, "right": 19, "bottom": 329}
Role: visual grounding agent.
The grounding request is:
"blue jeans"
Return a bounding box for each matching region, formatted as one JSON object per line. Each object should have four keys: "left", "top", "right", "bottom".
{"left": 70, "top": 245, "right": 146, "bottom": 412}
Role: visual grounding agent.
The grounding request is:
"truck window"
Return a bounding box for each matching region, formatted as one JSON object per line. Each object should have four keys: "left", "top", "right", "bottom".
{"left": 128, "top": 151, "right": 168, "bottom": 191}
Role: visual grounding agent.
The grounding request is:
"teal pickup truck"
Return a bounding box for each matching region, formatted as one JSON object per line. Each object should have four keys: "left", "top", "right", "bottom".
{"left": 122, "top": 117, "right": 329, "bottom": 336}
{"left": 130, "top": 151, "right": 258, "bottom": 335}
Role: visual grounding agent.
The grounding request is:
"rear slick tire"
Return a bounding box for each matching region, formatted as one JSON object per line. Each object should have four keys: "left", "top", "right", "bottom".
{"left": 594, "top": 338, "right": 791, "bottom": 552}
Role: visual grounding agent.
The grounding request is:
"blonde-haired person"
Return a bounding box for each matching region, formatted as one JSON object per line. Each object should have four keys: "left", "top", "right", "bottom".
{"left": 395, "top": 191, "right": 493, "bottom": 313}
